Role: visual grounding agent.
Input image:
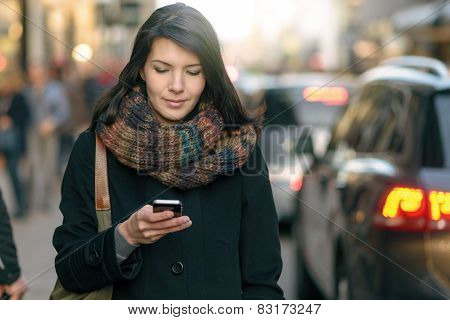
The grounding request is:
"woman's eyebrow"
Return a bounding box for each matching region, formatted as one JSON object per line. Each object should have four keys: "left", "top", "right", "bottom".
{"left": 151, "top": 59, "right": 201, "bottom": 67}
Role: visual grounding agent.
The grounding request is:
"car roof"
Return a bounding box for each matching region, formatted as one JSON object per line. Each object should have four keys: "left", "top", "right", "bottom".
{"left": 271, "top": 72, "right": 356, "bottom": 89}
{"left": 360, "top": 59, "right": 450, "bottom": 91}
{"left": 235, "top": 72, "right": 356, "bottom": 94}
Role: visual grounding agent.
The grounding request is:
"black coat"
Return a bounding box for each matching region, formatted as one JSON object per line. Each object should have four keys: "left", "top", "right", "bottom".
{"left": 0, "top": 188, "right": 21, "bottom": 285}
{"left": 53, "top": 130, "right": 284, "bottom": 299}
{"left": 1, "top": 93, "right": 31, "bottom": 155}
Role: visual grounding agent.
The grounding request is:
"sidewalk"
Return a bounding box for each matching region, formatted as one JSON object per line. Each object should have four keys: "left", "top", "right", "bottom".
{"left": 1, "top": 169, "right": 61, "bottom": 300}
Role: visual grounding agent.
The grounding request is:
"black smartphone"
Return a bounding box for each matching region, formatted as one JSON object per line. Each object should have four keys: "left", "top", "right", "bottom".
{"left": 152, "top": 199, "right": 183, "bottom": 217}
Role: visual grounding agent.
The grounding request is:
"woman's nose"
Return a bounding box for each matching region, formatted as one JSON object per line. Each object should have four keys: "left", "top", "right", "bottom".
{"left": 168, "top": 73, "right": 184, "bottom": 93}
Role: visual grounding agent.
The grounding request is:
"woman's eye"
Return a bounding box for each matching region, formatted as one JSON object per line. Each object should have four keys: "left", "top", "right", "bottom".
{"left": 187, "top": 70, "right": 201, "bottom": 76}
{"left": 154, "top": 68, "right": 168, "bottom": 73}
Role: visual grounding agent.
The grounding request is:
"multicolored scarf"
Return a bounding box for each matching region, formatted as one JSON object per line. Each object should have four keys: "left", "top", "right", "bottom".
{"left": 96, "top": 87, "right": 259, "bottom": 190}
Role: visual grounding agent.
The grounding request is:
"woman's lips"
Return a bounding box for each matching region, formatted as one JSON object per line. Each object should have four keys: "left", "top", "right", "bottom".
{"left": 164, "top": 99, "right": 186, "bottom": 108}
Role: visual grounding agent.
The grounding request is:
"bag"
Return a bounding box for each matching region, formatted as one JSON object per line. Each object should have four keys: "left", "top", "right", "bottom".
{"left": 50, "top": 135, "right": 113, "bottom": 299}
{"left": 0, "top": 127, "right": 19, "bottom": 153}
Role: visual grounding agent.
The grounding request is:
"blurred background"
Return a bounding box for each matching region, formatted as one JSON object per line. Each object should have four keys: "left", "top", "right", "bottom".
{"left": 0, "top": 0, "right": 449, "bottom": 299}
{"left": 1, "top": 0, "right": 449, "bottom": 75}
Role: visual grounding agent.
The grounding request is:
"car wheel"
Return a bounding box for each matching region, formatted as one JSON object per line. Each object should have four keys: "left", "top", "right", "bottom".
{"left": 295, "top": 243, "right": 323, "bottom": 299}
{"left": 278, "top": 216, "right": 294, "bottom": 236}
{"left": 334, "top": 259, "right": 353, "bottom": 299}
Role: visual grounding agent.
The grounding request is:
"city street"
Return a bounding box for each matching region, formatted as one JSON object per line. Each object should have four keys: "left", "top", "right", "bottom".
{"left": 1, "top": 0, "right": 449, "bottom": 303}
{"left": 1, "top": 168, "right": 296, "bottom": 300}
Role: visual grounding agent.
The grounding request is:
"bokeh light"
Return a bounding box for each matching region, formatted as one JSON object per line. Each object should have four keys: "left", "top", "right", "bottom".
{"left": 71, "top": 43, "right": 93, "bottom": 62}
{"left": 0, "top": 54, "right": 7, "bottom": 73}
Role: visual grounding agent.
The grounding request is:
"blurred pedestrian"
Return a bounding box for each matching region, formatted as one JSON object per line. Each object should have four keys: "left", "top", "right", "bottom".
{"left": 82, "top": 59, "right": 120, "bottom": 115}
{"left": 61, "top": 62, "right": 90, "bottom": 136}
{"left": 26, "top": 64, "right": 70, "bottom": 213}
{"left": 50, "top": 63, "right": 89, "bottom": 177}
{"left": 0, "top": 187, "right": 28, "bottom": 299}
{"left": 52, "top": 3, "right": 284, "bottom": 299}
{"left": 0, "top": 72, "right": 31, "bottom": 218}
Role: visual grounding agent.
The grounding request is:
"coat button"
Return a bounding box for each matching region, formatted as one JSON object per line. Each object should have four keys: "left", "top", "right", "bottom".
{"left": 171, "top": 262, "right": 184, "bottom": 275}
{"left": 88, "top": 251, "right": 99, "bottom": 266}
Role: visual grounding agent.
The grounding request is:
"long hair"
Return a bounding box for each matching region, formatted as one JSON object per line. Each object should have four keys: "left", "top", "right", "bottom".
{"left": 90, "top": 3, "right": 253, "bottom": 129}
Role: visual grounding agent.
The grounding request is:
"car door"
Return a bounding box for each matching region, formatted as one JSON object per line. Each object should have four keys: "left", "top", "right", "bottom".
{"left": 298, "top": 88, "right": 366, "bottom": 296}
{"left": 336, "top": 84, "right": 410, "bottom": 298}
{"left": 301, "top": 84, "right": 394, "bottom": 297}
{"left": 420, "top": 90, "right": 450, "bottom": 295}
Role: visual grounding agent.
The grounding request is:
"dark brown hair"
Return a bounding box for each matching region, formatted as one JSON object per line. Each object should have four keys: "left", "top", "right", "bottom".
{"left": 90, "top": 3, "right": 253, "bottom": 129}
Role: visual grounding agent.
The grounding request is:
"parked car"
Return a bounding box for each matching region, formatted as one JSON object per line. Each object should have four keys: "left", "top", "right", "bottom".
{"left": 235, "top": 72, "right": 355, "bottom": 232}
{"left": 293, "top": 56, "right": 450, "bottom": 299}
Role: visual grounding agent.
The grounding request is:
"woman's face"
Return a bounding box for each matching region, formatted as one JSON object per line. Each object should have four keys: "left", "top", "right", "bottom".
{"left": 140, "top": 37, "right": 206, "bottom": 124}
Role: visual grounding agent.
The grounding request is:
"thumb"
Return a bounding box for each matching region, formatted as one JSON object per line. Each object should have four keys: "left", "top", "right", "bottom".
{"left": 0, "top": 285, "right": 5, "bottom": 297}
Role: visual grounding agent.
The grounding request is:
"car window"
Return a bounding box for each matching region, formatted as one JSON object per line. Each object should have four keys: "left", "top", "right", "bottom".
{"left": 422, "top": 92, "right": 450, "bottom": 168}
{"left": 263, "top": 89, "right": 299, "bottom": 126}
{"left": 323, "top": 89, "right": 367, "bottom": 164}
{"left": 332, "top": 88, "right": 366, "bottom": 147}
{"left": 263, "top": 87, "right": 346, "bottom": 128}
{"left": 336, "top": 83, "right": 414, "bottom": 155}
{"left": 369, "top": 86, "right": 415, "bottom": 154}
{"left": 354, "top": 85, "right": 389, "bottom": 153}
{"left": 333, "top": 85, "right": 383, "bottom": 151}
{"left": 325, "top": 83, "right": 417, "bottom": 164}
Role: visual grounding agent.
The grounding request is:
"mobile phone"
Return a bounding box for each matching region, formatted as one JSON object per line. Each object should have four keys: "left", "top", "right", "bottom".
{"left": 152, "top": 199, "right": 183, "bottom": 217}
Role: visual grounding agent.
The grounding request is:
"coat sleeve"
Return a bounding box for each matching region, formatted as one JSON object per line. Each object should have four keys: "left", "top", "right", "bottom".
{"left": 239, "top": 145, "right": 285, "bottom": 299}
{"left": 52, "top": 131, "right": 142, "bottom": 293}
{"left": 0, "top": 189, "right": 21, "bottom": 285}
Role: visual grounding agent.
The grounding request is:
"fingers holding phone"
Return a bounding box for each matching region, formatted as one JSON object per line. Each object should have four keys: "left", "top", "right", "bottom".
{"left": 152, "top": 200, "right": 182, "bottom": 217}
{"left": 119, "top": 200, "right": 191, "bottom": 245}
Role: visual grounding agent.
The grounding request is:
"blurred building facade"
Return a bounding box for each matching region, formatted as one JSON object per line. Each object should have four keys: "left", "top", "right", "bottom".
{"left": 0, "top": 0, "right": 155, "bottom": 75}
{"left": 0, "top": 0, "right": 25, "bottom": 73}
{"left": 0, "top": 0, "right": 448, "bottom": 77}
{"left": 343, "top": 0, "right": 450, "bottom": 73}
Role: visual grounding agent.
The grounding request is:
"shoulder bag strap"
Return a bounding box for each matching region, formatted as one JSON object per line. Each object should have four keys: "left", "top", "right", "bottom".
{"left": 95, "top": 135, "right": 112, "bottom": 232}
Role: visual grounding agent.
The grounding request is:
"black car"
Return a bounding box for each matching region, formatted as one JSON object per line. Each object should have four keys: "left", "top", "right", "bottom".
{"left": 293, "top": 56, "right": 450, "bottom": 299}
{"left": 235, "top": 72, "right": 355, "bottom": 231}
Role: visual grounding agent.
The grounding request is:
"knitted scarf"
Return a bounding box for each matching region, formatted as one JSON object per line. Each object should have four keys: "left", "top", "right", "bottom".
{"left": 96, "top": 87, "right": 259, "bottom": 190}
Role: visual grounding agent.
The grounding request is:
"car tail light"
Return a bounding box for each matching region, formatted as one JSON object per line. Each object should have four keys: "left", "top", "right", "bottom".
{"left": 428, "top": 191, "right": 450, "bottom": 230}
{"left": 374, "top": 187, "right": 426, "bottom": 231}
{"left": 374, "top": 186, "right": 450, "bottom": 231}
{"left": 289, "top": 175, "right": 303, "bottom": 192}
{"left": 302, "top": 86, "right": 349, "bottom": 106}
{"left": 382, "top": 187, "right": 425, "bottom": 218}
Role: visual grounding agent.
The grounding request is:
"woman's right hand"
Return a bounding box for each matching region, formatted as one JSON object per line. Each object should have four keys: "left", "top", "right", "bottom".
{"left": 0, "top": 115, "right": 12, "bottom": 130}
{"left": 4, "top": 276, "right": 28, "bottom": 300}
{"left": 118, "top": 205, "right": 192, "bottom": 245}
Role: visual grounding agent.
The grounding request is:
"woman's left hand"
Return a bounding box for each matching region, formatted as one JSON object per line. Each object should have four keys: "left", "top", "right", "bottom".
{"left": 4, "top": 276, "right": 28, "bottom": 300}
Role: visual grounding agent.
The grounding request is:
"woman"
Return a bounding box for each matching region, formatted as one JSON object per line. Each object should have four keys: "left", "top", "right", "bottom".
{"left": 53, "top": 3, "right": 284, "bottom": 299}
{"left": 0, "top": 72, "right": 30, "bottom": 218}
{"left": 0, "top": 187, "right": 28, "bottom": 299}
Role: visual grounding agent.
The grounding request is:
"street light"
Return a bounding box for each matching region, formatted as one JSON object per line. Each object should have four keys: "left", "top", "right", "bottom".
{"left": 72, "top": 43, "right": 94, "bottom": 62}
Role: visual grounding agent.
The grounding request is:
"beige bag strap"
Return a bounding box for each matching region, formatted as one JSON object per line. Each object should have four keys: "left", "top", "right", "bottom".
{"left": 95, "top": 135, "right": 112, "bottom": 232}
{"left": 50, "top": 135, "right": 114, "bottom": 300}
